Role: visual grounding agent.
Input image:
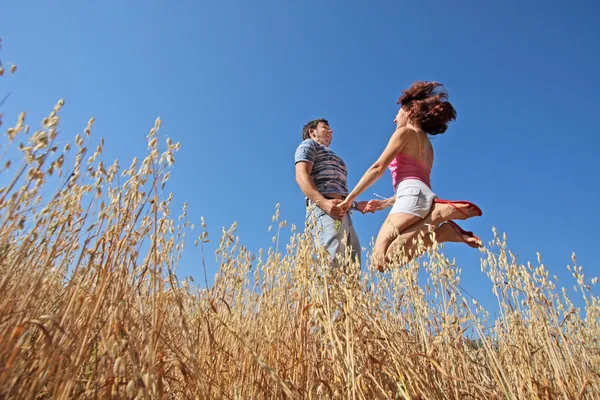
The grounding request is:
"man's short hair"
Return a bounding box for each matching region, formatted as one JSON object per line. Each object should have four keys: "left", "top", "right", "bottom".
{"left": 301, "top": 118, "right": 329, "bottom": 140}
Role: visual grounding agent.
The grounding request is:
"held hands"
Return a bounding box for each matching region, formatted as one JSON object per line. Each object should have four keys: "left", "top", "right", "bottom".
{"left": 323, "top": 198, "right": 384, "bottom": 219}
{"left": 337, "top": 198, "right": 353, "bottom": 215}
{"left": 340, "top": 199, "right": 387, "bottom": 214}
{"left": 321, "top": 198, "right": 346, "bottom": 220}
{"left": 338, "top": 199, "right": 370, "bottom": 214}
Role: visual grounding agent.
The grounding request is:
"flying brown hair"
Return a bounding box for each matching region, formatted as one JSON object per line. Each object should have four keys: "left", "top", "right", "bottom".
{"left": 398, "top": 81, "right": 456, "bottom": 135}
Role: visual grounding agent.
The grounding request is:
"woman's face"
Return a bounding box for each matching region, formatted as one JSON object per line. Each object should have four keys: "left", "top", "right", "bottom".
{"left": 394, "top": 107, "right": 409, "bottom": 128}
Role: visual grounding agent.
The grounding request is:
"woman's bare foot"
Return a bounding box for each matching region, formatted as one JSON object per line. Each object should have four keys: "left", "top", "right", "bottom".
{"left": 437, "top": 221, "right": 481, "bottom": 248}
{"left": 431, "top": 201, "right": 481, "bottom": 224}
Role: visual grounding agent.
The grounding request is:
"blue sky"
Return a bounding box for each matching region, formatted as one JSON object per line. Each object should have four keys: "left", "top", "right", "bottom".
{"left": 2, "top": 0, "right": 599, "bottom": 311}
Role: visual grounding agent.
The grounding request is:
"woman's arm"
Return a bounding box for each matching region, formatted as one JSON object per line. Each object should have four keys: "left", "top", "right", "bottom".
{"left": 340, "top": 127, "right": 413, "bottom": 208}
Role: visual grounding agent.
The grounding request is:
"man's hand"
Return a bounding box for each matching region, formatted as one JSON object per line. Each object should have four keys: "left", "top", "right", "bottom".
{"left": 355, "top": 201, "right": 370, "bottom": 214}
{"left": 321, "top": 199, "right": 346, "bottom": 220}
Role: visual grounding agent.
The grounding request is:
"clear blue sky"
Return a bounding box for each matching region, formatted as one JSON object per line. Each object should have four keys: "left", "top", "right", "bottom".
{"left": 2, "top": 0, "right": 599, "bottom": 311}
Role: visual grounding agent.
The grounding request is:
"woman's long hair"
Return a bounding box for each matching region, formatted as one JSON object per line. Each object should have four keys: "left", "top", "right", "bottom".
{"left": 398, "top": 81, "right": 456, "bottom": 135}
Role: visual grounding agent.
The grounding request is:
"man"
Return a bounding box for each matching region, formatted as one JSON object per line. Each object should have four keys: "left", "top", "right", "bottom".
{"left": 294, "top": 118, "right": 368, "bottom": 267}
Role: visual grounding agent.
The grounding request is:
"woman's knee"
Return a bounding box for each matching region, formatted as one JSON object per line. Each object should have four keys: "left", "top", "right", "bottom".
{"left": 374, "top": 234, "right": 393, "bottom": 256}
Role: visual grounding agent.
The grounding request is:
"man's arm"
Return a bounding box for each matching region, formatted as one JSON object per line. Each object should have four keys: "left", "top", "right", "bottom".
{"left": 295, "top": 162, "right": 344, "bottom": 219}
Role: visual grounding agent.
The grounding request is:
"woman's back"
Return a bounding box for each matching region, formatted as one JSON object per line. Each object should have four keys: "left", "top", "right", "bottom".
{"left": 400, "top": 128, "right": 433, "bottom": 167}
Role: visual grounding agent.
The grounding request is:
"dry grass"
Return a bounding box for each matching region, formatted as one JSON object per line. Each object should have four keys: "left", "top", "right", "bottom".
{"left": 1, "top": 57, "right": 599, "bottom": 400}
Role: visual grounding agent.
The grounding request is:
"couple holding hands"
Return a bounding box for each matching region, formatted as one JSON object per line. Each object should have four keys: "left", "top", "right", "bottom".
{"left": 295, "top": 81, "right": 482, "bottom": 271}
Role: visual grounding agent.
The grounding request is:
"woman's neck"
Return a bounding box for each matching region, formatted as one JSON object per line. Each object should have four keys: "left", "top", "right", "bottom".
{"left": 405, "top": 121, "right": 423, "bottom": 134}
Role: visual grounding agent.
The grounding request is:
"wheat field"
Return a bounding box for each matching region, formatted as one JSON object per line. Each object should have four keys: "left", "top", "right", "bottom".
{"left": 1, "top": 56, "right": 599, "bottom": 399}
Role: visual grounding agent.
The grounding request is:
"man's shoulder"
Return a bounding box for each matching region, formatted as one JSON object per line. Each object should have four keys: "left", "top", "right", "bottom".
{"left": 295, "top": 139, "right": 318, "bottom": 164}
{"left": 296, "top": 138, "right": 317, "bottom": 149}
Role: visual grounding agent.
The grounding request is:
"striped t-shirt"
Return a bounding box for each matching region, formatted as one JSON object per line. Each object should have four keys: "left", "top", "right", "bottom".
{"left": 294, "top": 139, "right": 348, "bottom": 197}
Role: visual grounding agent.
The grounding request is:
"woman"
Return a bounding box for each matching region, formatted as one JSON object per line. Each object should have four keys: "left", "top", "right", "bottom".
{"left": 339, "top": 81, "right": 482, "bottom": 271}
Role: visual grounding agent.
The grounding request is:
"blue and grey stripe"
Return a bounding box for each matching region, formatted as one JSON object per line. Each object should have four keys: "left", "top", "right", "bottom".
{"left": 294, "top": 139, "right": 348, "bottom": 197}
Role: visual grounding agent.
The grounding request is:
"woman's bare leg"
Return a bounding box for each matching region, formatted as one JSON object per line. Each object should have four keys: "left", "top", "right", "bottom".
{"left": 383, "top": 221, "right": 480, "bottom": 269}
{"left": 372, "top": 201, "right": 481, "bottom": 271}
{"left": 371, "top": 212, "right": 421, "bottom": 270}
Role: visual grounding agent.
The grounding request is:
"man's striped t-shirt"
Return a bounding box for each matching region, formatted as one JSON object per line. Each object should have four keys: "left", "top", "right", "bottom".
{"left": 294, "top": 139, "right": 348, "bottom": 198}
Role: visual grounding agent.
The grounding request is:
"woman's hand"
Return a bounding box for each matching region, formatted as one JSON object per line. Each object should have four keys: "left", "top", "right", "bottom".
{"left": 338, "top": 199, "right": 352, "bottom": 214}
{"left": 364, "top": 199, "right": 387, "bottom": 213}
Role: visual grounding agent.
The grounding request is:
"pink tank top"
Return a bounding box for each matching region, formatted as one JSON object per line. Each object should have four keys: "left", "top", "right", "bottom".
{"left": 388, "top": 130, "right": 432, "bottom": 190}
{"left": 389, "top": 153, "right": 432, "bottom": 190}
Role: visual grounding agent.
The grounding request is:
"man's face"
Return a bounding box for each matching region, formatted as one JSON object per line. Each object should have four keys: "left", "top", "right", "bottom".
{"left": 310, "top": 122, "right": 333, "bottom": 147}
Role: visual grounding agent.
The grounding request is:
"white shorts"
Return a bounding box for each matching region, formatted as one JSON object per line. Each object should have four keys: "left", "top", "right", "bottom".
{"left": 390, "top": 179, "right": 437, "bottom": 218}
